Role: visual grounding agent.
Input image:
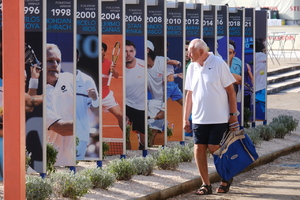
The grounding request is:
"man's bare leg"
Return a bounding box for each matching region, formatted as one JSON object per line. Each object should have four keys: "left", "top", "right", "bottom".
{"left": 108, "top": 105, "right": 123, "bottom": 130}
{"left": 194, "top": 144, "right": 210, "bottom": 194}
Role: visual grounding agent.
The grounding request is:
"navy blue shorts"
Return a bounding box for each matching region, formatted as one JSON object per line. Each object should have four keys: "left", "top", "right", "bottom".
{"left": 126, "top": 105, "right": 145, "bottom": 134}
{"left": 192, "top": 123, "right": 228, "bottom": 145}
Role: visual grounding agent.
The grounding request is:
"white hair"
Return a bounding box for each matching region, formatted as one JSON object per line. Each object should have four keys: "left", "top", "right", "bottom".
{"left": 189, "top": 38, "right": 208, "bottom": 51}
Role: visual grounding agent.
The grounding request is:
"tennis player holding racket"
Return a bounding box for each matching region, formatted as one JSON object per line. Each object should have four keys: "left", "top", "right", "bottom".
{"left": 101, "top": 42, "right": 123, "bottom": 131}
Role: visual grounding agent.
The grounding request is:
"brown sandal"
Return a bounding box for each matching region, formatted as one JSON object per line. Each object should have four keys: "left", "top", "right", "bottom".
{"left": 195, "top": 184, "right": 212, "bottom": 195}
{"left": 216, "top": 178, "right": 233, "bottom": 193}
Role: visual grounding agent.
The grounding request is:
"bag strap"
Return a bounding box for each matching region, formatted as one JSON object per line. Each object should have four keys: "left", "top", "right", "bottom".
{"left": 239, "top": 136, "right": 256, "bottom": 162}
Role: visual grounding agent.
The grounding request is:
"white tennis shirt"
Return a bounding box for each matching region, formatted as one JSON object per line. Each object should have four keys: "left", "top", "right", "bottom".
{"left": 185, "top": 53, "right": 236, "bottom": 124}
{"left": 46, "top": 72, "right": 75, "bottom": 166}
{"left": 126, "top": 58, "right": 146, "bottom": 110}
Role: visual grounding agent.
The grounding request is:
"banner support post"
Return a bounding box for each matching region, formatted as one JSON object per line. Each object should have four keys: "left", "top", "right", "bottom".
{"left": 3, "top": 0, "right": 26, "bottom": 199}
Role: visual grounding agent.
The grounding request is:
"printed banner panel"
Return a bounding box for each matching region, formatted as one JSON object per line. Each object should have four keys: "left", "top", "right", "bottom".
{"left": 217, "top": 5, "right": 228, "bottom": 61}
{"left": 229, "top": 8, "right": 245, "bottom": 126}
{"left": 184, "top": 3, "right": 203, "bottom": 137}
{"left": 147, "top": 0, "right": 166, "bottom": 147}
{"left": 76, "top": 0, "right": 100, "bottom": 160}
{"left": 46, "top": 0, "right": 76, "bottom": 167}
{"left": 125, "top": 0, "right": 147, "bottom": 150}
{"left": 255, "top": 10, "right": 268, "bottom": 121}
{"left": 25, "top": 0, "right": 45, "bottom": 173}
{"left": 203, "top": 5, "right": 217, "bottom": 54}
{"left": 244, "top": 8, "right": 255, "bottom": 125}
{"left": 102, "top": 0, "right": 124, "bottom": 155}
{"left": 166, "top": 2, "right": 185, "bottom": 142}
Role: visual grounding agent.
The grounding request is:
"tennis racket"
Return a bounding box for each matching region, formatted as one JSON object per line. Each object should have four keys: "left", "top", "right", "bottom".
{"left": 25, "top": 43, "right": 42, "bottom": 70}
{"left": 107, "top": 41, "right": 120, "bottom": 86}
{"left": 244, "top": 82, "right": 253, "bottom": 93}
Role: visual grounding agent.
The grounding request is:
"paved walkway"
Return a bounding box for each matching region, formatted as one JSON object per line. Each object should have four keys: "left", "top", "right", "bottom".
{"left": 169, "top": 151, "right": 300, "bottom": 200}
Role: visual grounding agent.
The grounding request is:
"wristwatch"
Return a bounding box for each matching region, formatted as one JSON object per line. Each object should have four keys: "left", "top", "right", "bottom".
{"left": 229, "top": 113, "right": 239, "bottom": 116}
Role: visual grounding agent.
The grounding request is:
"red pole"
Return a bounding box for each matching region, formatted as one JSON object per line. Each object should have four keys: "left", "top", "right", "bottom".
{"left": 2, "top": 0, "right": 26, "bottom": 199}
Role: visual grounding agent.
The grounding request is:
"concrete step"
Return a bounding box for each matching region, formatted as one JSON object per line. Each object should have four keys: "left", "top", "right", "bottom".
{"left": 280, "top": 86, "right": 300, "bottom": 93}
{"left": 267, "top": 76, "right": 300, "bottom": 94}
{"left": 267, "top": 65, "right": 300, "bottom": 76}
{"left": 267, "top": 69, "right": 300, "bottom": 84}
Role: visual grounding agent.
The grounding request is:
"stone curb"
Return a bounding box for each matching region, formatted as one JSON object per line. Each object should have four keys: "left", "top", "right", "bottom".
{"left": 134, "top": 143, "right": 300, "bottom": 200}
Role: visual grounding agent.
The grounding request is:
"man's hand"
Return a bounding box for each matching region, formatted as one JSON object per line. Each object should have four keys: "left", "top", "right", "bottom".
{"left": 30, "top": 64, "right": 42, "bottom": 79}
{"left": 110, "top": 62, "right": 116, "bottom": 73}
{"left": 183, "top": 120, "right": 192, "bottom": 133}
{"left": 154, "top": 110, "right": 164, "bottom": 120}
{"left": 229, "top": 116, "right": 239, "bottom": 131}
{"left": 176, "top": 73, "right": 183, "bottom": 79}
{"left": 87, "top": 88, "right": 97, "bottom": 101}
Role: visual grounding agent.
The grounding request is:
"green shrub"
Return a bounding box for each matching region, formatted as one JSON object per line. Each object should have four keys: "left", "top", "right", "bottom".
{"left": 152, "top": 146, "right": 181, "bottom": 170}
{"left": 46, "top": 143, "right": 58, "bottom": 174}
{"left": 103, "top": 141, "right": 110, "bottom": 159}
{"left": 26, "top": 149, "right": 31, "bottom": 172}
{"left": 106, "top": 158, "right": 137, "bottom": 181}
{"left": 79, "top": 167, "right": 115, "bottom": 189}
{"left": 167, "top": 123, "right": 174, "bottom": 138}
{"left": 131, "top": 156, "right": 155, "bottom": 176}
{"left": 244, "top": 107, "right": 252, "bottom": 128}
{"left": 49, "top": 171, "right": 92, "bottom": 199}
{"left": 256, "top": 125, "right": 275, "bottom": 141}
{"left": 269, "top": 123, "right": 288, "bottom": 138}
{"left": 270, "top": 115, "right": 299, "bottom": 138}
{"left": 173, "top": 143, "right": 194, "bottom": 162}
{"left": 244, "top": 128, "right": 262, "bottom": 145}
{"left": 26, "top": 175, "right": 52, "bottom": 200}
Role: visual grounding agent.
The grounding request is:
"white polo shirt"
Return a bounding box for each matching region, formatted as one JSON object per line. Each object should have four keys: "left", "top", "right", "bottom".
{"left": 126, "top": 58, "right": 146, "bottom": 110}
{"left": 46, "top": 72, "right": 75, "bottom": 166}
{"left": 185, "top": 53, "right": 236, "bottom": 124}
{"left": 76, "top": 70, "right": 98, "bottom": 143}
{"left": 147, "top": 56, "right": 165, "bottom": 101}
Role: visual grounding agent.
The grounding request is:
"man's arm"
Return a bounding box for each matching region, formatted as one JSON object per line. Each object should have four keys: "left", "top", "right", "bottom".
{"left": 110, "top": 62, "right": 119, "bottom": 78}
{"left": 232, "top": 73, "right": 241, "bottom": 85}
{"left": 225, "top": 84, "right": 239, "bottom": 128}
{"left": 87, "top": 88, "right": 99, "bottom": 115}
{"left": 27, "top": 64, "right": 41, "bottom": 96}
{"left": 167, "top": 59, "right": 181, "bottom": 67}
{"left": 48, "top": 120, "right": 73, "bottom": 136}
{"left": 246, "top": 63, "right": 254, "bottom": 84}
{"left": 183, "top": 90, "right": 193, "bottom": 133}
{"left": 25, "top": 93, "right": 43, "bottom": 113}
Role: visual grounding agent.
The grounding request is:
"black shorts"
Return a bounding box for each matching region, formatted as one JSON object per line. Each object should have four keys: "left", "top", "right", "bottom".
{"left": 192, "top": 123, "right": 228, "bottom": 145}
{"left": 126, "top": 105, "right": 145, "bottom": 134}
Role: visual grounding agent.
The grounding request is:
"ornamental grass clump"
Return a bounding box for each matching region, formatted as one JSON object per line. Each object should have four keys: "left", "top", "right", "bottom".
{"left": 79, "top": 167, "right": 116, "bottom": 189}
{"left": 49, "top": 171, "right": 92, "bottom": 199}
{"left": 131, "top": 156, "right": 155, "bottom": 176}
{"left": 106, "top": 158, "right": 137, "bottom": 181}
{"left": 26, "top": 175, "right": 52, "bottom": 200}
{"left": 256, "top": 124, "right": 275, "bottom": 141}
{"left": 173, "top": 143, "right": 194, "bottom": 162}
{"left": 244, "top": 128, "right": 262, "bottom": 146}
{"left": 270, "top": 115, "right": 299, "bottom": 138}
{"left": 152, "top": 146, "right": 181, "bottom": 170}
